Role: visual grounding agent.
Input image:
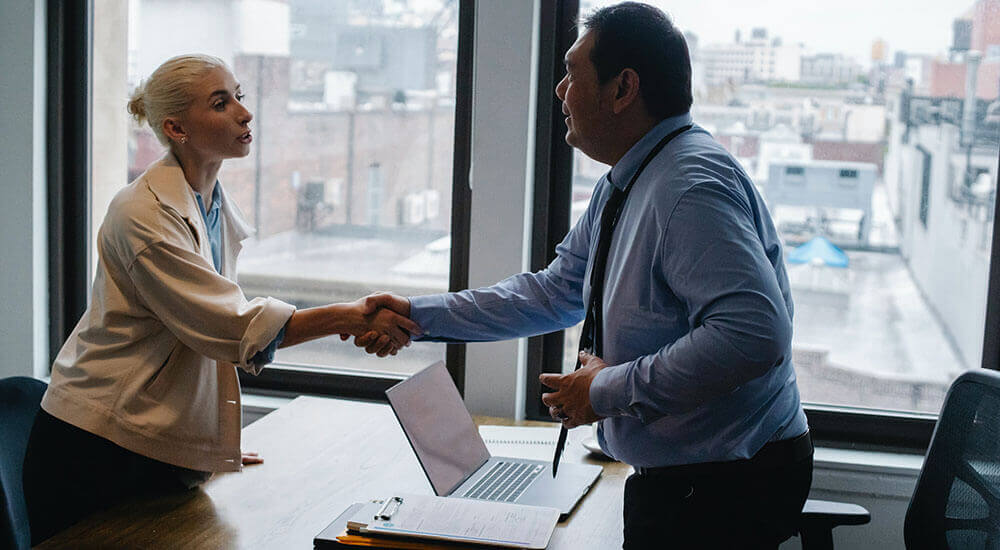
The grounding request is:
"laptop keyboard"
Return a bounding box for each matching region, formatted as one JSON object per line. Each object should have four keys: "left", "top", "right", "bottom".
{"left": 461, "top": 461, "right": 544, "bottom": 502}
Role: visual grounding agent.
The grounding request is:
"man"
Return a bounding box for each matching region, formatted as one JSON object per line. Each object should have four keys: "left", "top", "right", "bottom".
{"left": 357, "top": 3, "right": 811, "bottom": 547}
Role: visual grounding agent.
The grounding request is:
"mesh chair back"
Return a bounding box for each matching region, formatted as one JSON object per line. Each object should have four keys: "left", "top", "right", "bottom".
{"left": 0, "top": 377, "right": 46, "bottom": 550}
{"left": 905, "top": 370, "right": 1000, "bottom": 549}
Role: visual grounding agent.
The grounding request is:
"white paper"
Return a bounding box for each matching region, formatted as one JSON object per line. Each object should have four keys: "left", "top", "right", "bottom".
{"left": 478, "top": 425, "right": 561, "bottom": 462}
{"left": 364, "top": 492, "right": 560, "bottom": 549}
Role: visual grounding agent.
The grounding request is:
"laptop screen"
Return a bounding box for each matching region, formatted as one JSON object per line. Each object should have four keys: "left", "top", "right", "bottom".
{"left": 385, "top": 362, "right": 491, "bottom": 496}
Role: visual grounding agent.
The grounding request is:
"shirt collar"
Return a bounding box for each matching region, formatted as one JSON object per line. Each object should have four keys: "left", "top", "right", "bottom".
{"left": 608, "top": 112, "right": 693, "bottom": 190}
{"left": 195, "top": 183, "right": 223, "bottom": 218}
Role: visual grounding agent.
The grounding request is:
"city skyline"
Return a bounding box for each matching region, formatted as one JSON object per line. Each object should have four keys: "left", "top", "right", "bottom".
{"left": 627, "top": 0, "right": 964, "bottom": 67}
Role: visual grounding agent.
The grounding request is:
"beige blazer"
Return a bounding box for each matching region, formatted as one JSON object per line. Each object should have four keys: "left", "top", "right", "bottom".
{"left": 43, "top": 153, "right": 295, "bottom": 473}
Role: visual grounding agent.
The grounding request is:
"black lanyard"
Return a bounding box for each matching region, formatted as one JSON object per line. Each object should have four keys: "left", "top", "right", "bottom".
{"left": 552, "top": 123, "right": 691, "bottom": 477}
{"left": 578, "top": 123, "right": 692, "bottom": 358}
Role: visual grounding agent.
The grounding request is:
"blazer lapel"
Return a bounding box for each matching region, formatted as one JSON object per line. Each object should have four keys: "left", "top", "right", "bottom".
{"left": 218, "top": 183, "right": 255, "bottom": 279}
{"left": 143, "top": 153, "right": 214, "bottom": 266}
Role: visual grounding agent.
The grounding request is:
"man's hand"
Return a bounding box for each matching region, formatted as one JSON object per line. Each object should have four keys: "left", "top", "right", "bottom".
{"left": 341, "top": 292, "right": 419, "bottom": 357}
{"left": 539, "top": 350, "right": 608, "bottom": 429}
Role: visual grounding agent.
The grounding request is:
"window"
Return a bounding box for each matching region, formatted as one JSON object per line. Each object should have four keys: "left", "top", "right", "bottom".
{"left": 918, "top": 145, "right": 932, "bottom": 228}
{"left": 557, "top": 0, "right": 1000, "bottom": 424}
{"left": 91, "top": 0, "right": 465, "bottom": 386}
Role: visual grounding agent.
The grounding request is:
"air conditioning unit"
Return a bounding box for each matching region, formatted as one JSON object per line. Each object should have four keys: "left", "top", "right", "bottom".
{"left": 424, "top": 189, "right": 440, "bottom": 220}
{"left": 401, "top": 193, "right": 426, "bottom": 225}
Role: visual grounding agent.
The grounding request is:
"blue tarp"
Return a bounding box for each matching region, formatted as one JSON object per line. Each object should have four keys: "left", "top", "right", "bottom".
{"left": 787, "top": 236, "right": 849, "bottom": 268}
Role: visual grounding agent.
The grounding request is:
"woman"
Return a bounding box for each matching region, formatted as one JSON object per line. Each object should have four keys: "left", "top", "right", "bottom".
{"left": 22, "top": 54, "right": 419, "bottom": 543}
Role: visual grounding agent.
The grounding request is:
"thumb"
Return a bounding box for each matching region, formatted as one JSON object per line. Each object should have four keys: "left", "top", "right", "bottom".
{"left": 539, "top": 373, "right": 563, "bottom": 390}
{"left": 361, "top": 293, "right": 389, "bottom": 315}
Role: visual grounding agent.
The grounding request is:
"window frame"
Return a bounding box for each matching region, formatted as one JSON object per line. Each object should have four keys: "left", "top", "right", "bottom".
{"left": 53, "top": 0, "right": 475, "bottom": 400}
{"left": 525, "top": 1, "right": 1000, "bottom": 453}
{"left": 47, "top": 0, "right": 92, "bottom": 362}
{"left": 524, "top": 0, "right": 579, "bottom": 420}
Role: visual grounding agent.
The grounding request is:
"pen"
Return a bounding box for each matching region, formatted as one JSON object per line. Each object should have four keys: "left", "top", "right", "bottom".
{"left": 376, "top": 496, "right": 403, "bottom": 521}
{"left": 551, "top": 347, "right": 588, "bottom": 477}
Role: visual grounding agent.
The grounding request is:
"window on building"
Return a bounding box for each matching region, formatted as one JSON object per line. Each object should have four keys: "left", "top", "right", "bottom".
{"left": 918, "top": 145, "right": 932, "bottom": 228}
{"left": 92, "top": 0, "right": 462, "bottom": 380}
{"left": 565, "top": 0, "right": 1000, "bottom": 419}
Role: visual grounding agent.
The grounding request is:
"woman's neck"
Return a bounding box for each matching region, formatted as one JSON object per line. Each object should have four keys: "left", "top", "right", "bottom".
{"left": 172, "top": 148, "right": 221, "bottom": 208}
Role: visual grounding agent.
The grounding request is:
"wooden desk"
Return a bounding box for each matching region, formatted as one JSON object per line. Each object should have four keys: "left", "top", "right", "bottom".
{"left": 37, "top": 396, "right": 630, "bottom": 549}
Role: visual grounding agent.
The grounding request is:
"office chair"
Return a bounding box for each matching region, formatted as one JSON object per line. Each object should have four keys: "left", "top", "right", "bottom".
{"left": 0, "top": 376, "right": 46, "bottom": 550}
{"left": 904, "top": 369, "right": 1000, "bottom": 549}
{"left": 798, "top": 498, "right": 871, "bottom": 550}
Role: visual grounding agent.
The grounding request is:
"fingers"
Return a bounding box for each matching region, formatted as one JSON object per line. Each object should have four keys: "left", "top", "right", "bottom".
{"left": 393, "top": 314, "right": 422, "bottom": 338}
{"left": 539, "top": 373, "right": 563, "bottom": 390}
{"left": 540, "top": 391, "right": 560, "bottom": 408}
{"left": 363, "top": 292, "right": 411, "bottom": 317}
{"left": 354, "top": 331, "right": 380, "bottom": 348}
{"left": 365, "top": 334, "right": 397, "bottom": 357}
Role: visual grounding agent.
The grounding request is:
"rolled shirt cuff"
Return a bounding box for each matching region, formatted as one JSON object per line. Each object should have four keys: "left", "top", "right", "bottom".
{"left": 238, "top": 298, "right": 295, "bottom": 374}
{"left": 407, "top": 293, "right": 449, "bottom": 341}
{"left": 589, "top": 362, "right": 634, "bottom": 418}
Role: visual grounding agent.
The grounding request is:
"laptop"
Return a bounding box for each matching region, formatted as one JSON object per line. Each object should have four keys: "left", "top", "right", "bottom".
{"left": 385, "top": 361, "right": 603, "bottom": 518}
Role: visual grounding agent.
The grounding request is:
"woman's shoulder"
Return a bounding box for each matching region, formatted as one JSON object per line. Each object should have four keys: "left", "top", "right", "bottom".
{"left": 100, "top": 170, "right": 194, "bottom": 259}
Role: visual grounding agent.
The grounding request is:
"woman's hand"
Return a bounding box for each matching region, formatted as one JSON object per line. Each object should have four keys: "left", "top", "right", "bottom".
{"left": 281, "top": 294, "right": 420, "bottom": 352}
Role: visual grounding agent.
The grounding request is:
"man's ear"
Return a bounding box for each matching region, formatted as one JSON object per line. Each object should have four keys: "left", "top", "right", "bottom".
{"left": 612, "top": 68, "right": 641, "bottom": 115}
{"left": 162, "top": 117, "right": 187, "bottom": 144}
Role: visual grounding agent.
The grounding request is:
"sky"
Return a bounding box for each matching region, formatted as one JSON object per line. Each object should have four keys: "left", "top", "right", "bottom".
{"left": 587, "top": 0, "right": 974, "bottom": 66}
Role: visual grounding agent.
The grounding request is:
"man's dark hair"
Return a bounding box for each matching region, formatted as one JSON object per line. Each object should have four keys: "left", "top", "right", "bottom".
{"left": 583, "top": 2, "right": 693, "bottom": 119}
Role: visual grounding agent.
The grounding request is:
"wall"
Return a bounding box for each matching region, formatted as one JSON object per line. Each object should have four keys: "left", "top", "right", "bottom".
{"left": 894, "top": 124, "right": 992, "bottom": 371}
{"left": 0, "top": 0, "right": 47, "bottom": 378}
{"left": 462, "top": 0, "right": 539, "bottom": 418}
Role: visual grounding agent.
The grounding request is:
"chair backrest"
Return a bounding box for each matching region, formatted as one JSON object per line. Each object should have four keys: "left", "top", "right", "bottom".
{"left": 0, "top": 377, "right": 46, "bottom": 550}
{"left": 905, "top": 370, "right": 1000, "bottom": 549}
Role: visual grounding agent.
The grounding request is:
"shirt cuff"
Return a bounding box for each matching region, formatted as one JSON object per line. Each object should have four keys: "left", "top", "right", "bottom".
{"left": 251, "top": 322, "right": 287, "bottom": 368}
{"left": 408, "top": 293, "right": 448, "bottom": 341}
{"left": 589, "top": 362, "right": 634, "bottom": 418}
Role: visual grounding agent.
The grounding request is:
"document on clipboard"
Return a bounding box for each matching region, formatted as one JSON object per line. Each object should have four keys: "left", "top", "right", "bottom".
{"left": 344, "top": 493, "right": 559, "bottom": 549}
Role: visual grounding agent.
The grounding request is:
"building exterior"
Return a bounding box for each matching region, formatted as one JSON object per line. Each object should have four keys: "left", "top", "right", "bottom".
{"left": 801, "top": 53, "right": 862, "bottom": 87}
{"left": 700, "top": 28, "right": 803, "bottom": 85}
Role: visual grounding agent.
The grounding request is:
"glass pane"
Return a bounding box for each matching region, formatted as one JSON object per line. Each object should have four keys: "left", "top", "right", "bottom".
{"left": 567, "top": 0, "right": 999, "bottom": 414}
{"left": 93, "top": 0, "right": 459, "bottom": 376}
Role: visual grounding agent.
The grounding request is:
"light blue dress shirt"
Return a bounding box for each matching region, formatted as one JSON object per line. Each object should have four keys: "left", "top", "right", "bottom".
{"left": 409, "top": 113, "right": 808, "bottom": 468}
{"left": 195, "top": 184, "right": 285, "bottom": 367}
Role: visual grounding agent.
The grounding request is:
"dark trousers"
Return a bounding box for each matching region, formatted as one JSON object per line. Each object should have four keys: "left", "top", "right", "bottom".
{"left": 623, "top": 433, "right": 814, "bottom": 550}
{"left": 22, "top": 410, "right": 194, "bottom": 545}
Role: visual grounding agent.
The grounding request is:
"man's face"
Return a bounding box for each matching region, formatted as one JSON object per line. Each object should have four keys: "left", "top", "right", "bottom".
{"left": 555, "top": 30, "right": 614, "bottom": 160}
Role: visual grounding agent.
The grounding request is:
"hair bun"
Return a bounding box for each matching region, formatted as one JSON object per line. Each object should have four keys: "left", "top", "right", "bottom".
{"left": 127, "top": 86, "right": 147, "bottom": 123}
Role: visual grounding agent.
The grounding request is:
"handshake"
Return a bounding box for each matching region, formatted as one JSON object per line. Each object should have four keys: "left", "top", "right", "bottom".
{"left": 338, "top": 292, "right": 420, "bottom": 357}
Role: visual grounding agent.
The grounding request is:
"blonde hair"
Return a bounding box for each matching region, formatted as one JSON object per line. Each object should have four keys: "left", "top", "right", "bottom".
{"left": 127, "top": 54, "right": 229, "bottom": 145}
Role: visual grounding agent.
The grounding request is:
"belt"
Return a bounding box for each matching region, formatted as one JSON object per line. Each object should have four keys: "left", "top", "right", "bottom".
{"left": 635, "top": 431, "right": 813, "bottom": 477}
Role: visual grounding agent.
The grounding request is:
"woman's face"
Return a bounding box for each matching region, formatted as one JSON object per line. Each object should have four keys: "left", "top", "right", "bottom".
{"left": 171, "top": 66, "right": 253, "bottom": 161}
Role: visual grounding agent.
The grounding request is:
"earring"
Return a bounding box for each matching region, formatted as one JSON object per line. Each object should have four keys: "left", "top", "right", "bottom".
{"left": 179, "top": 136, "right": 188, "bottom": 144}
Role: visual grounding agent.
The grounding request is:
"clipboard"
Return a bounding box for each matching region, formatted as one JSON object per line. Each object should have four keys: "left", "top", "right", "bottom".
{"left": 319, "top": 494, "right": 559, "bottom": 549}
{"left": 313, "top": 502, "right": 479, "bottom": 549}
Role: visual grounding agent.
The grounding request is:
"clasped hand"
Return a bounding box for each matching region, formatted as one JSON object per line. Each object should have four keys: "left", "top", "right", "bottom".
{"left": 539, "top": 350, "right": 607, "bottom": 429}
{"left": 341, "top": 292, "right": 419, "bottom": 357}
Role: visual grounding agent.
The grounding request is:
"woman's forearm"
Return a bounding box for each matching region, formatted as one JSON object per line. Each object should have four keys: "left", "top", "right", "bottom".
{"left": 280, "top": 303, "right": 361, "bottom": 348}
